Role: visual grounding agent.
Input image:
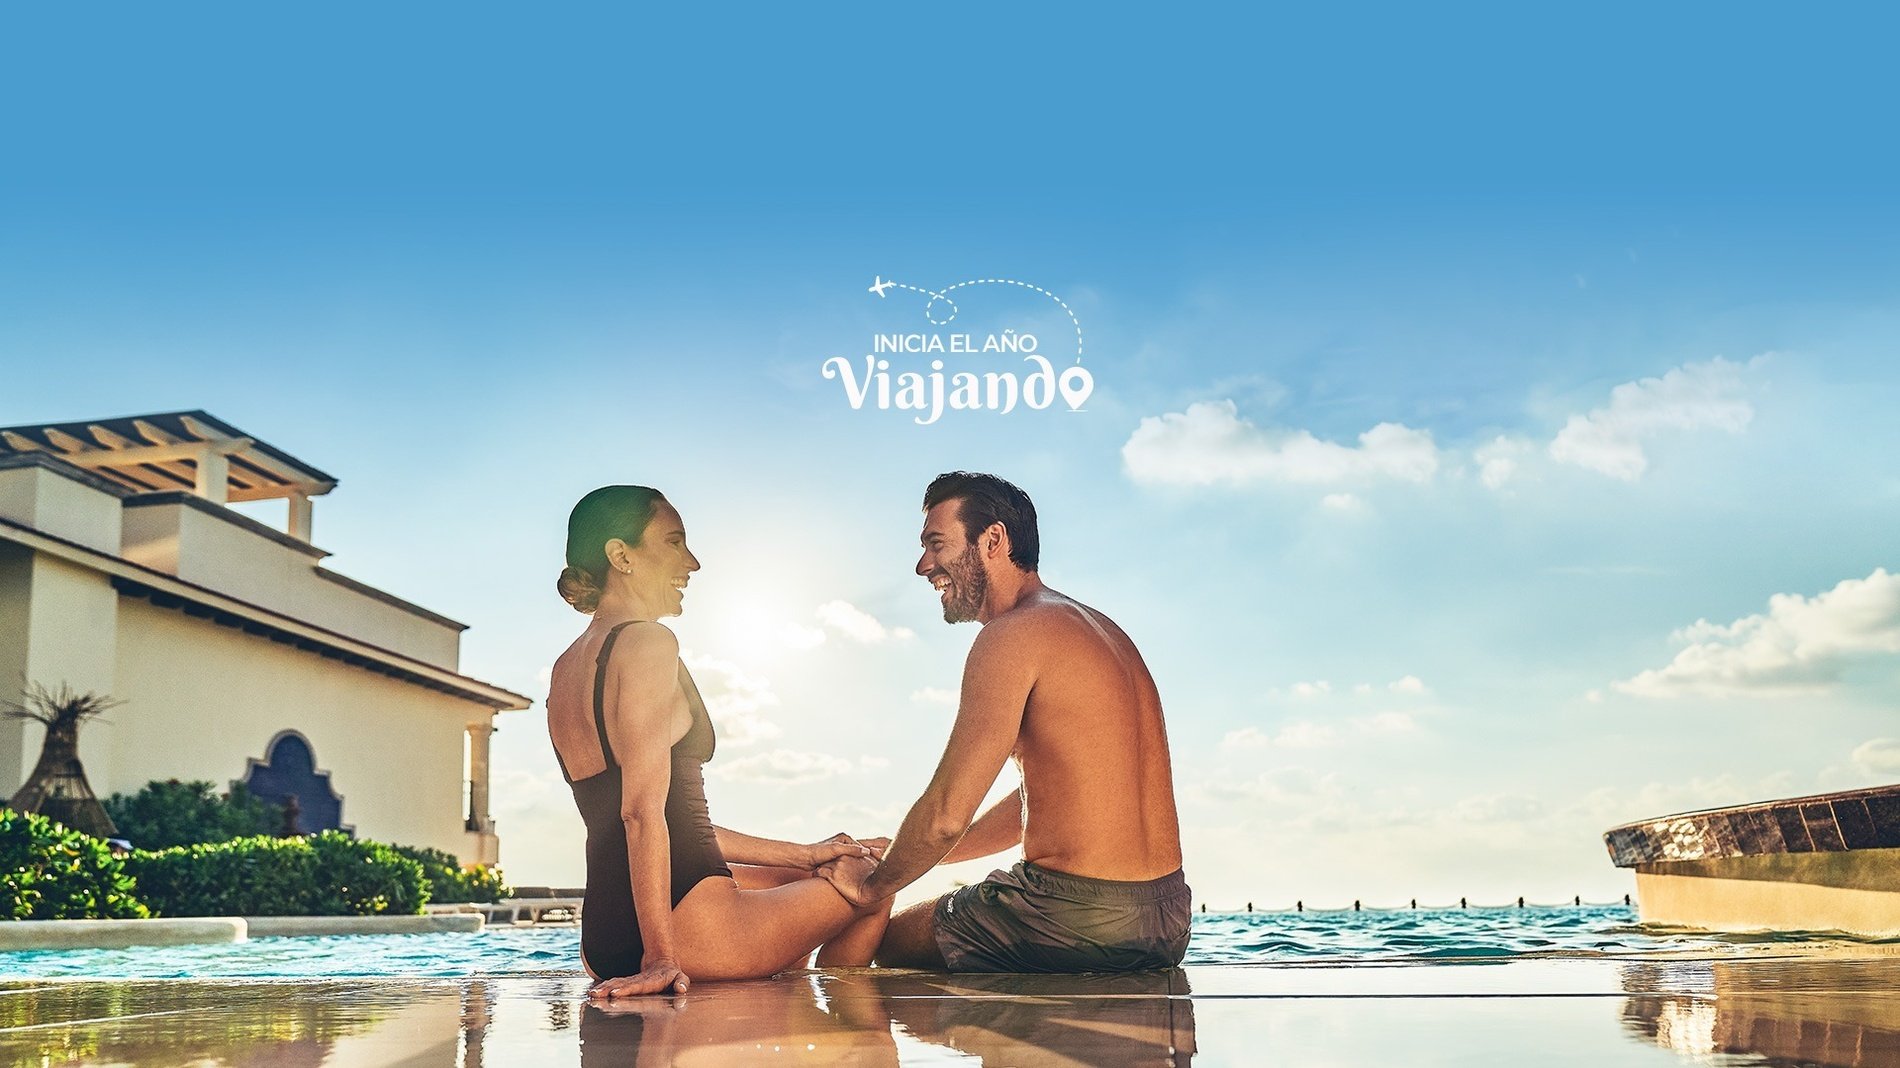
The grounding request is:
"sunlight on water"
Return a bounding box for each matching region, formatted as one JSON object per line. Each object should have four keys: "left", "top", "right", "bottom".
{"left": 5, "top": 908, "right": 1892, "bottom": 979}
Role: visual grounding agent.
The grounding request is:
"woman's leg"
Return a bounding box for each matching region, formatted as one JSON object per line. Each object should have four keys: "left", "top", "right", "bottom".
{"left": 723, "top": 865, "right": 894, "bottom": 968}
{"left": 670, "top": 874, "right": 890, "bottom": 979}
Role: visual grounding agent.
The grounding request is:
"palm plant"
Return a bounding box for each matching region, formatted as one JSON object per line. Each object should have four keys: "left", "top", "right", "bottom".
{"left": 4, "top": 682, "right": 123, "bottom": 838}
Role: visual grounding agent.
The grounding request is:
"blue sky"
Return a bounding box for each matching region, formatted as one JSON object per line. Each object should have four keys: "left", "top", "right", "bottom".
{"left": 4, "top": 6, "right": 1900, "bottom": 907}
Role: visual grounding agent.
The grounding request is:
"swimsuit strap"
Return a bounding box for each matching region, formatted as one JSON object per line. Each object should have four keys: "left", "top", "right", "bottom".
{"left": 592, "top": 621, "right": 639, "bottom": 768}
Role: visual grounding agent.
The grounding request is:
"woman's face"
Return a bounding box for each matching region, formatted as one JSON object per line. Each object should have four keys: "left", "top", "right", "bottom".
{"left": 611, "top": 499, "right": 701, "bottom": 617}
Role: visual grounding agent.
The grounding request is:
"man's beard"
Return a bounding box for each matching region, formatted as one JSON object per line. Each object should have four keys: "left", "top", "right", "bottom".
{"left": 941, "top": 544, "right": 988, "bottom": 623}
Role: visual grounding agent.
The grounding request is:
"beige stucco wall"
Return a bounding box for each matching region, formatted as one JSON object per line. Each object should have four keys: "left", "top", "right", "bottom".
{"left": 120, "top": 498, "right": 462, "bottom": 670}
{"left": 0, "top": 547, "right": 120, "bottom": 798}
{"left": 0, "top": 464, "right": 124, "bottom": 555}
{"left": 0, "top": 542, "right": 32, "bottom": 791}
{"left": 108, "top": 596, "right": 488, "bottom": 856}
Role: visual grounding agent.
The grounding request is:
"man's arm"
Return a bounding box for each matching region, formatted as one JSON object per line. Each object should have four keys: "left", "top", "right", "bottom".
{"left": 940, "top": 791, "right": 1023, "bottom": 864}
{"left": 836, "top": 623, "right": 1035, "bottom": 905}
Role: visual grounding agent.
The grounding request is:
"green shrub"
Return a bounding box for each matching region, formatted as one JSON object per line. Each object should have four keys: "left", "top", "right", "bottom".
{"left": 388, "top": 844, "right": 511, "bottom": 903}
{"left": 127, "top": 832, "right": 428, "bottom": 917}
{"left": 102, "top": 779, "right": 285, "bottom": 850}
{"left": 0, "top": 808, "right": 149, "bottom": 920}
{"left": 309, "top": 835, "right": 430, "bottom": 916}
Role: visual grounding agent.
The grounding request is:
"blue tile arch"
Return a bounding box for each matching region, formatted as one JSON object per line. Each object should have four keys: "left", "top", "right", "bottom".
{"left": 241, "top": 730, "right": 352, "bottom": 836}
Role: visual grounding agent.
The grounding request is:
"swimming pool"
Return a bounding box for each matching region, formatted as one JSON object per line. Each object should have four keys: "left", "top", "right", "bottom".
{"left": 1, "top": 906, "right": 1843, "bottom": 980}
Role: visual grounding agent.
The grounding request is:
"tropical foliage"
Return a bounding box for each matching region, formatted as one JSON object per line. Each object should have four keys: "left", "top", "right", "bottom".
{"left": 102, "top": 779, "right": 286, "bottom": 850}
{"left": 0, "top": 808, "right": 148, "bottom": 920}
{"left": 125, "top": 832, "right": 429, "bottom": 917}
{"left": 388, "top": 843, "right": 511, "bottom": 903}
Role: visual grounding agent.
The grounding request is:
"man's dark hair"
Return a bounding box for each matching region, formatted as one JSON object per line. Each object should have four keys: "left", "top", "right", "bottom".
{"left": 923, "top": 471, "right": 1040, "bottom": 571}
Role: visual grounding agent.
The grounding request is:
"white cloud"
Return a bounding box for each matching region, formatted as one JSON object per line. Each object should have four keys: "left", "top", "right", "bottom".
{"left": 1220, "top": 726, "right": 1270, "bottom": 751}
{"left": 1205, "top": 766, "right": 1341, "bottom": 805}
{"left": 711, "top": 749, "right": 854, "bottom": 785}
{"left": 858, "top": 755, "right": 891, "bottom": 771}
{"left": 1852, "top": 739, "right": 1900, "bottom": 776}
{"left": 1548, "top": 358, "right": 1753, "bottom": 480}
{"left": 1122, "top": 400, "right": 1439, "bottom": 487}
{"left": 817, "top": 800, "right": 908, "bottom": 829}
{"left": 1388, "top": 675, "right": 1428, "bottom": 695}
{"left": 780, "top": 624, "right": 827, "bottom": 650}
{"left": 1358, "top": 711, "right": 1418, "bottom": 735}
{"left": 1220, "top": 711, "right": 1417, "bottom": 753}
{"left": 1223, "top": 721, "right": 1339, "bottom": 750}
{"left": 1274, "top": 721, "right": 1337, "bottom": 748}
{"left": 681, "top": 651, "right": 783, "bottom": 745}
{"left": 1475, "top": 435, "right": 1534, "bottom": 490}
{"left": 1615, "top": 568, "right": 1900, "bottom": 698}
{"left": 1278, "top": 678, "right": 1424, "bottom": 701}
{"left": 910, "top": 687, "right": 958, "bottom": 708}
{"left": 794, "top": 592, "right": 919, "bottom": 646}
{"left": 1320, "top": 492, "right": 1362, "bottom": 511}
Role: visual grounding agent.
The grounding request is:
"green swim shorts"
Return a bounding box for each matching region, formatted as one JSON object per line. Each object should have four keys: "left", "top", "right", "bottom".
{"left": 931, "top": 860, "right": 1192, "bottom": 973}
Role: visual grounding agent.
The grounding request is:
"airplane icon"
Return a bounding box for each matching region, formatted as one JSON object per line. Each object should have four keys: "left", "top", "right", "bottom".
{"left": 868, "top": 276, "right": 895, "bottom": 298}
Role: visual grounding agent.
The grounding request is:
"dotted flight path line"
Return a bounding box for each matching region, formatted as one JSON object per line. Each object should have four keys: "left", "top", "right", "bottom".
{"left": 878, "top": 278, "right": 1084, "bottom": 364}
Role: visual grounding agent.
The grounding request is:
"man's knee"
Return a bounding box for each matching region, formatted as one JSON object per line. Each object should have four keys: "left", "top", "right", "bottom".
{"left": 873, "top": 899, "right": 946, "bottom": 969}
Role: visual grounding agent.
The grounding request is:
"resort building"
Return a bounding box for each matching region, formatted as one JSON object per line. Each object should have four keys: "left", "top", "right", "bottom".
{"left": 0, "top": 411, "right": 530, "bottom": 864}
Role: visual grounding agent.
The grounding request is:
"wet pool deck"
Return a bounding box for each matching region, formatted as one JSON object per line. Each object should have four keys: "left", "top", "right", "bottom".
{"left": 5, "top": 954, "right": 1899, "bottom": 1065}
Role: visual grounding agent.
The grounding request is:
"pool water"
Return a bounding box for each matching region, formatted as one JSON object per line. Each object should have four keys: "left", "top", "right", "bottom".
{"left": 5, "top": 907, "right": 1866, "bottom": 980}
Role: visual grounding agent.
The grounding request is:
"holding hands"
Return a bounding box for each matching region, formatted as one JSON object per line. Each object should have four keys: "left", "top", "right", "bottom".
{"left": 801, "top": 831, "right": 889, "bottom": 870}
{"left": 816, "top": 851, "right": 880, "bottom": 909}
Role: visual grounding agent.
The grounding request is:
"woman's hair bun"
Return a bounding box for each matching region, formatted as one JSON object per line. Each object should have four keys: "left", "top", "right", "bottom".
{"left": 557, "top": 565, "right": 603, "bottom": 614}
{"left": 561, "top": 485, "right": 665, "bottom": 613}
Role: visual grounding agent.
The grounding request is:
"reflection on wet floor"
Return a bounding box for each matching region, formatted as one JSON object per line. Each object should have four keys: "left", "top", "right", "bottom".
{"left": 1620, "top": 957, "right": 1900, "bottom": 1068}
{"left": 0, "top": 971, "right": 1193, "bottom": 1067}
{"left": 5, "top": 957, "right": 1900, "bottom": 1066}
{"left": 578, "top": 973, "right": 1191, "bottom": 1066}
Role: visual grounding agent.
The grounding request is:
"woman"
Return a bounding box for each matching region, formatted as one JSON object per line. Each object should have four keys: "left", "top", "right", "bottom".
{"left": 549, "top": 485, "right": 890, "bottom": 997}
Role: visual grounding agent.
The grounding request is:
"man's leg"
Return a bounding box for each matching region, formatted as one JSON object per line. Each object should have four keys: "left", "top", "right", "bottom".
{"left": 873, "top": 897, "right": 948, "bottom": 969}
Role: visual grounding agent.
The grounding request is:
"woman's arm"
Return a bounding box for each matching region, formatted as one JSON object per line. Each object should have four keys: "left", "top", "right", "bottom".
{"left": 714, "top": 826, "right": 878, "bottom": 870}
{"left": 590, "top": 623, "right": 691, "bottom": 999}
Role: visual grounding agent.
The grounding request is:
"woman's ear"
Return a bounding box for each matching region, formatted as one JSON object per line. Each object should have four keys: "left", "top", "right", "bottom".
{"left": 603, "top": 538, "right": 633, "bottom": 575}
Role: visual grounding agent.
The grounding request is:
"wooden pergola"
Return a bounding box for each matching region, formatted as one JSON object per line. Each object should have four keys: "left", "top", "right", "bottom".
{"left": 0, "top": 411, "right": 337, "bottom": 541}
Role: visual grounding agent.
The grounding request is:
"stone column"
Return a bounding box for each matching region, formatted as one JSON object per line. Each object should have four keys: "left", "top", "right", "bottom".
{"left": 466, "top": 722, "right": 494, "bottom": 833}
{"left": 287, "top": 492, "right": 314, "bottom": 542}
{"left": 194, "top": 448, "right": 229, "bottom": 505}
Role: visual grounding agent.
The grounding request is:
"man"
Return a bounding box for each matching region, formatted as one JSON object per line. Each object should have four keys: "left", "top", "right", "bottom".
{"left": 820, "top": 471, "right": 1190, "bottom": 972}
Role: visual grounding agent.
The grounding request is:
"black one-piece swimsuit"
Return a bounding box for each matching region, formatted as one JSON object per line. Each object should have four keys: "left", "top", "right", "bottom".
{"left": 556, "top": 621, "right": 730, "bottom": 979}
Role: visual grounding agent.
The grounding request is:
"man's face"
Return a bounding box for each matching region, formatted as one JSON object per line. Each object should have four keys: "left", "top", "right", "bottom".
{"left": 917, "top": 499, "right": 989, "bottom": 623}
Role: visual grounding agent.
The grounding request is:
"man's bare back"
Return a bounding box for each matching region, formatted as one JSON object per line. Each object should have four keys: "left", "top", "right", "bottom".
{"left": 992, "top": 588, "right": 1183, "bottom": 882}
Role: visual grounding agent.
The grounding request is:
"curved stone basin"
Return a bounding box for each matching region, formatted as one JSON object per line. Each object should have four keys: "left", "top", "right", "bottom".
{"left": 1604, "top": 784, "right": 1900, "bottom": 937}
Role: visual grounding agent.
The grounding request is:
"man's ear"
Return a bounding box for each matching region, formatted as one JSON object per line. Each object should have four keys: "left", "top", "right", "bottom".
{"left": 984, "top": 522, "right": 1010, "bottom": 561}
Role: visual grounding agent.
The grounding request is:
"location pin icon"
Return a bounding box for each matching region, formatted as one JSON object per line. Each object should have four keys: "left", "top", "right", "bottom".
{"left": 1059, "top": 365, "right": 1094, "bottom": 411}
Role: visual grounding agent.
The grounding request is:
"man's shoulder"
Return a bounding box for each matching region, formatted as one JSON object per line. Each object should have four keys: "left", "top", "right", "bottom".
{"left": 979, "top": 592, "right": 1112, "bottom": 648}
